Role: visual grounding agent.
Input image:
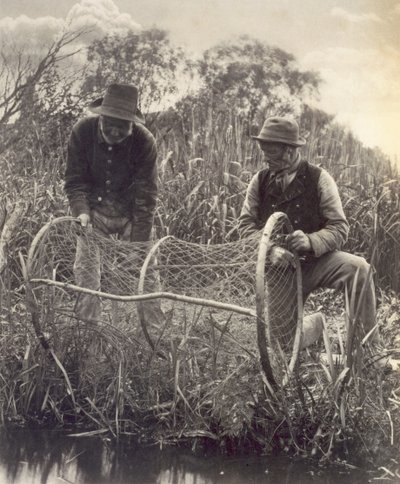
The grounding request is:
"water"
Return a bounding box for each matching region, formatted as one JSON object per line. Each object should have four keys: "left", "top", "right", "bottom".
{"left": 0, "top": 428, "right": 370, "bottom": 484}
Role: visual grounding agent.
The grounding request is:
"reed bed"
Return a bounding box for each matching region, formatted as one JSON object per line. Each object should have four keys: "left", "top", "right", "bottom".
{"left": 154, "top": 109, "right": 400, "bottom": 290}
{"left": 0, "top": 287, "right": 399, "bottom": 465}
{"left": 0, "top": 107, "right": 399, "bottom": 469}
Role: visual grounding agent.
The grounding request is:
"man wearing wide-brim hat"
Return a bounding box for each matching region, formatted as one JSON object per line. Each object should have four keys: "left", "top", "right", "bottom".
{"left": 64, "top": 83, "right": 161, "bottom": 323}
{"left": 239, "top": 116, "right": 380, "bottom": 349}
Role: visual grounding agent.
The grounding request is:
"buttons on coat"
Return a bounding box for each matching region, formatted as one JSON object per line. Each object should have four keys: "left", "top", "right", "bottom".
{"left": 103, "top": 147, "right": 113, "bottom": 195}
{"left": 97, "top": 196, "right": 102, "bottom": 202}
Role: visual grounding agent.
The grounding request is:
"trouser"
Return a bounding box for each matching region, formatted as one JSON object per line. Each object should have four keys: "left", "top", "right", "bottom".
{"left": 73, "top": 210, "right": 164, "bottom": 326}
{"left": 301, "top": 250, "right": 377, "bottom": 342}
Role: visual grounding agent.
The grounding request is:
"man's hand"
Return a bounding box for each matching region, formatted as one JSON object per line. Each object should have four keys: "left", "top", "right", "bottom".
{"left": 287, "top": 230, "right": 312, "bottom": 253}
{"left": 77, "top": 213, "right": 92, "bottom": 232}
{"left": 269, "top": 246, "right": 296, "bottom": 268}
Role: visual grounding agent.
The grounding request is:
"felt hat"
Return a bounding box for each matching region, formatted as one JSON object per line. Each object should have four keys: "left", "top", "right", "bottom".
{"left": 252, "top": 116, "right": 305, "bottom": 146}
{"left": 88, "top": 83, "right": 144, "bottom": 123}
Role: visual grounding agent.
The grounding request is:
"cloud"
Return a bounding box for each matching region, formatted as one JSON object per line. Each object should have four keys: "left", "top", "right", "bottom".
{"left": 331, "top": 7, "right": 384, "bottom": 24}
{"left": 0, "top": 0, "right": 143, "bottom": 95}
{"left": 66, "top": 0, "right": 141, "bottom": 43}
{"left": 0, "top": 15, "right": 65, "bottom": 50}
{"left": 0, "top": 0, "right": 141, "bottom": 52}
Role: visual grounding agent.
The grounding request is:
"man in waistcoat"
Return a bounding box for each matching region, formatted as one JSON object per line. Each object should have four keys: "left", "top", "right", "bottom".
{"left": 239, "top": 116, "right": 379, "bottom": 348}
{"left": 65, "top": 83, "right": 163, "bottom": 326}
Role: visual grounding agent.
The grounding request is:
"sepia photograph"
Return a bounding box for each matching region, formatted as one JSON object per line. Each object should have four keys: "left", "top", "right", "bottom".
{"left": 0, "top": 1, "right": 399, "bottom": 482}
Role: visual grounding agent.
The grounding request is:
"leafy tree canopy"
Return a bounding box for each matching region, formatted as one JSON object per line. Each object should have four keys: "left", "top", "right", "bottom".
{"left": 82, "top": 28, "right": 186, "bottom": 114}
{"left": 194, "top": 35, "right": 321, "bottom": 121}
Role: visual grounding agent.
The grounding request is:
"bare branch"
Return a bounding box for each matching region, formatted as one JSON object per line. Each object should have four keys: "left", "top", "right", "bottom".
{"left": 0, "top": 26, "right": 90, "bottom": 125}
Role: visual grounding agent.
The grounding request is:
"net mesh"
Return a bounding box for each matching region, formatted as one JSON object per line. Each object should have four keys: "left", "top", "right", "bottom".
{"left": 260, "top": 214, "right": 301, "bottom": 385}
{"left": 27, "top": 218, "right": 261, "bottom": 306}
{"left": 26, "top": 216, "right": 302, "bottom": 384}
{"left": 264, "top": 218, "right": 299, "bottom": 349}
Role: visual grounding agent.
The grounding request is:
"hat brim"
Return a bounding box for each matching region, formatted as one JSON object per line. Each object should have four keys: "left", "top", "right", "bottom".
{"left": 251, "top": 135, "right": 306, "bottom": 147}
{"left": 88, "top": 97, "right": 145, "bottom": 124}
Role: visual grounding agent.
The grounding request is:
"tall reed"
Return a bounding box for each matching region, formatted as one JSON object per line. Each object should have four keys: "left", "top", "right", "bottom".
{"left": 154, "top": 108, "right": 400, "bottom": 291}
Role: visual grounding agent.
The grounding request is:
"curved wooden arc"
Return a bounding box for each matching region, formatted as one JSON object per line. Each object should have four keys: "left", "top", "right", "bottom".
{"left": 255, "top": 218, "right": 277, "bottom": 388}
{"left": 137, "top": 235, "right": 174, "bottom": 350}
{"left": 25, "top": 216, "right": 78, "bottom": 352}
{"left": 26, "top": 216, "right": 78, "bottom": 278}
{"left": 255, "top": 212, "right": 303, "bottom": 389}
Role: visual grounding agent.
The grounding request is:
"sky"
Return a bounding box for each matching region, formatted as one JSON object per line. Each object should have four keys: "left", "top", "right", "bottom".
{"left": 0, "top": 0, "right": 399, "bottom": 161}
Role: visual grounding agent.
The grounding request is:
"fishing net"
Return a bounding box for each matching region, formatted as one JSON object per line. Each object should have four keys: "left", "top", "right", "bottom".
{"left": 255, "top": 212, "right": 303, "bottom": 387}
{"left": 25, "top": 214, "right": 304, "bottom": 387}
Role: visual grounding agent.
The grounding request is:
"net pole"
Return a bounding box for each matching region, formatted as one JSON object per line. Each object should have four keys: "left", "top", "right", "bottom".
{"left": 29, "top": 279, "right": 256, "bottom": 315}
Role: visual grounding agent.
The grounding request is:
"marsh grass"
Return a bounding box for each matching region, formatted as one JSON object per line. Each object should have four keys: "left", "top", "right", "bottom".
{"left": 154, "top": 110, "right": 400, "bottom": 289}
{"left": 0, "top": 259, "right": 397, "bottom": 464}
{"left": 0, "top": 108, "right": 399, "bottom": 465}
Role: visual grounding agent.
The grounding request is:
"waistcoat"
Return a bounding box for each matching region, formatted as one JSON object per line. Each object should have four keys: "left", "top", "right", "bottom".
{"left": 257, "top": 160, "right": 326, "bottom": 232}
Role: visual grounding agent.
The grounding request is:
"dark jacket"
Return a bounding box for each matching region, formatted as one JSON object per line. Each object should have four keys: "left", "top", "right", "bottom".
{"left": 64, "top": 116, "right": 157, "bottom": 241}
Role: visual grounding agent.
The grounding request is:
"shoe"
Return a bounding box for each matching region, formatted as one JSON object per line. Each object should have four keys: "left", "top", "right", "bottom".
{"left": 300, "top": 312, "right": 324, "bottom": 350}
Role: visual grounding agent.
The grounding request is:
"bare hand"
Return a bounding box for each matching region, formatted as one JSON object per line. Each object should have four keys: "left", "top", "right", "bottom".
{"left": 269, "top": 246, "right": 296, "bottom": 268}
{"left": 287, "top": 230, "right": 311, "bottom": 253}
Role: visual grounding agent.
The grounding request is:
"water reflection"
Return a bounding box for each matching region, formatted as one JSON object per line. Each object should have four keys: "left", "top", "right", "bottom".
{"left": 0, "top": 428, "right": 368, "bottom": 484}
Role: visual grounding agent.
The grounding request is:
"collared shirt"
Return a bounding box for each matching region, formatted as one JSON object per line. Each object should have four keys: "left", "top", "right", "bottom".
{"left": 238, "top": 162, "right": 349, "bottom": 257}
{"left": 270, "top": 153, "right": 301, "bottom": 192}
{"left": 64, "top": 115, "right": 158, "bottom": 241}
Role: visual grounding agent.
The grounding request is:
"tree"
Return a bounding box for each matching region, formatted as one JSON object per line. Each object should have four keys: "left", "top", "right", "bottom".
{"left": 81, "top": 28, "right": 187, "bottom": 116}
{"left": 0, "top": 28, "right": 89, "bottom": 155}
{"left": 195, "top": 35, "right": 321, "bottom": 122}
{"left": 0, "top": 29, "right": 87, "bottom": 126}
{"left": 164, "top": 36, "right": 321, "bottom": 165}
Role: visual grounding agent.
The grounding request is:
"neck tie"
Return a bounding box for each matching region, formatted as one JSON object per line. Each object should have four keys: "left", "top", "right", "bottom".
{"left": 274, "top": 171, "right": 290, "bottom": 192}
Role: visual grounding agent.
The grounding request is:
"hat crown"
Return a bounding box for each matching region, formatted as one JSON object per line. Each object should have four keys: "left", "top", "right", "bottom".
{"left": 89, "top": 83, "right": 143, "bottom": 123}
{"left": 253, "top": 116, "right": 305, "bottom": 146}
{"left": 103, "top": 83, "right": 138, "bottom": 111}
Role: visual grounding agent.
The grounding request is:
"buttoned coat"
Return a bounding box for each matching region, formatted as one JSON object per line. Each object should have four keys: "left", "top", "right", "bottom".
{"left": 65, "top": 116, "right": 157, "bottom": 241}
